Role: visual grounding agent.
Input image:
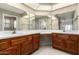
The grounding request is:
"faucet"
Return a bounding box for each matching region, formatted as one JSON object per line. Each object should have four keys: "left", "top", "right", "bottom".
{"left": 12, "top": 28, "right": 16, "bottom": 34}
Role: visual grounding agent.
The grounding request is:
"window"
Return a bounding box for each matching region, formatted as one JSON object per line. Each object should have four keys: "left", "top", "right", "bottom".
{"left": 4, "top": 16, "right": 16, "bottom": 31}
{"left": 65, "top": 25, "right": 72, "bottom": 31}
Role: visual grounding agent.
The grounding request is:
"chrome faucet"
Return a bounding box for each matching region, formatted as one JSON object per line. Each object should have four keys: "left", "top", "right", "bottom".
{"left": 12, "top": 28, "right": 16, "bottom": 34}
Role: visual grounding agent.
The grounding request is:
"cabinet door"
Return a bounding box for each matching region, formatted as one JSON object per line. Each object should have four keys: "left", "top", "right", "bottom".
{"left": 0, "top": 40, "right": 10, "bottom": 51}
{"left": 21, "top": 35, "right": 33, "bottom": 55}
{"left": 66, "top": 35, "right": 78, "bottom": 54}
{"left": 33, "top": 34, "right": 40, "bottom": 50}
{"left": 11, "top": 37, "right": 26, "bottom": 55}
{"left": 52, "top": 33, "right": 58, "bottom": 47}
{"left": 0, "top": 45, "right": 20, "bottom": 55}
{"left": 52, "top": 34, "right": 69, "bottom": 50}
{"left": 52, "top": 34, "right": 63, "bottom": 49}
{"left": 21, "top": 42, "right": 30, "bottom": 54}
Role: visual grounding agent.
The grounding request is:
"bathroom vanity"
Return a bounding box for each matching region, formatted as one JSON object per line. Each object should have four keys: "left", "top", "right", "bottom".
{"left": 1, "top": 30, "right": 79, "bottom": 55}
{"left": 0, "top": 30, "right": 62, "bottom": 55}
{"left": 52, "top": 32, "right": 79, "bottom": 54}
{"left": 0, "top": 33, "right": 40, "bottom": 55}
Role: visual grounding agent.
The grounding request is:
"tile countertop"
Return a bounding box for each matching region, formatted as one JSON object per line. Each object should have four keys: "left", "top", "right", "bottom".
{"left": 1, "top": 30, "right": 79, "bottom": 39}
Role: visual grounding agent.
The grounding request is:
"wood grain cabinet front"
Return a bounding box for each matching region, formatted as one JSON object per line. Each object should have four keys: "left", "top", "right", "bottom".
{"left": 11, "top": 37, "right": 27, "bottom": 55}
{"left": 78, "top": 37, "right": 79, "bottom": 54}
{"left": 11, "top": 37, "right": 26, "bottom": 46}
{"left": 66, "top": 35, "right": 78, "bottom": 54}
{"left": 1, "top": 45, "right": 20, "bottom": 55}
{"left": 0, "top": 34, "right": 40, "bottom": 55}
{"left": 52, "top": 34, "right": 68, "bottom": 50}
{"left": 0, "top": 40, "right": 10, "bottom": 51}
{"left": 33, "top": 34, "right": 40, "bottom": 51}
{"left": 52, "top": 33, "right": 78, "bottom": 55}
{"left": 21, "top": 35, "right": 33, "bottom": 55}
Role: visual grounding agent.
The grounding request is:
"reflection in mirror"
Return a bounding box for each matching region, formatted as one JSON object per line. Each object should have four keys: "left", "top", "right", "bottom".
{"left": 20, "top": 12, "right": 35, "bottom": 30}
{"left": 20, "top": 12, "right": 30, "bottom": 30}
{"left": 4, "top": 16, "right": 16, "bottom": 31}
{"left": 29, "top": 13, "right": 35, "bottom": 30}
{"left": 19, "top": 12, "right": 59, "bottom": 30}
{"left": 35, "top": 15, "right": 58, "bottom": 30}
{"left": 51, "top": 16, "right": 59, "bottom": 30}
{"left": 56, "top": 11, "right": 74, "bottom": 32}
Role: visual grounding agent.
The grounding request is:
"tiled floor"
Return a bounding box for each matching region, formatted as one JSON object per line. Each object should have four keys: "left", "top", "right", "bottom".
{"left": 32, "top": 46, "right": 70, "bottom": 55}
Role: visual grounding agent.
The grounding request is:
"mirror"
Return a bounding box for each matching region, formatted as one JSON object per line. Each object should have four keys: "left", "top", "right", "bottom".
{"left": 35, "top": 15, "right": 52, "bottom": 30}
{"left": 29, "top": 13, "right": 35, "bottom": 30}
{"left": 20, "top": 12, "right": 35, "bottom": 30}
{"left": 4, "top": 16, "right": 16, "bottom": 31}
{"left": 20, "top": 12, "right": 30, "bottom": 30}
{"left": 56, "top": 11, "right": 74, "bottom": 32}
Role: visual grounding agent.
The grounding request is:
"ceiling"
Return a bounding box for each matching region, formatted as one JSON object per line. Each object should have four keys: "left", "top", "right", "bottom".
{"left": 56, "top": 11, "right": 75, "bottom": 19}
{"left": 0, "top": 3, "right": 25, "bottom": 14}
{"left": 23, "top": 3, "right": 57, "bottom": 11}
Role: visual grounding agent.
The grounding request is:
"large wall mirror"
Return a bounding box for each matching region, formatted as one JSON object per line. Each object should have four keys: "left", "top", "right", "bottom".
{"left": 20, "top": 12, "right": 35, "bottom": 30}
{"left": 35, "top": 15, "right": 58, "bottom": 30}
{"left": 29, "top": 13, "right": 35, "bottom": 30}
{"left": 56, "top": 11, "right": 74, "bottom": 32}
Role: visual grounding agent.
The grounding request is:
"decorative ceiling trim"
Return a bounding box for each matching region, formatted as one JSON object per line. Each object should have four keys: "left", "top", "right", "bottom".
{"left": 22, "top": 3, "right": 53, "bottom": 12}
{"left": 23, "top": 3, "right": 77, "bottom": 12}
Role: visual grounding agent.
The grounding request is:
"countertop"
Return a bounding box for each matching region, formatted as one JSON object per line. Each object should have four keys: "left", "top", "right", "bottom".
{"left": 0, "top": 31, "right": 39, "bottom": 39}
{"left": 0, "top": 30, "right": 79, "bottom": 39}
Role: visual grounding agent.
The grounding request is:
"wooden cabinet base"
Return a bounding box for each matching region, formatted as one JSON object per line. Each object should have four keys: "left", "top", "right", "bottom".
{"left": 0, "top": 34, "right": 40, "bottom": 55}
{"left": 52, "top": 33, "right": 78, "bottom": 55}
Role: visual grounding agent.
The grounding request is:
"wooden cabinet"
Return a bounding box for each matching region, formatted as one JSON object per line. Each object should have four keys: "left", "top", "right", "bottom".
{"left": 11, "top": 37, "right": 26, "bottom": 55}
{"left": 52, "top": 33, "right": 69, "bottom": 51}
{"left": 52, "top": 33, "right": 78, "bottom": 54}
{"left": 66, "top": 35, "right": 78, "bottom": 54}
{"left": 1, "top": 45, "right": 20, "bottom": 55}
{"left": 11, "top": 37, "right": 26, "bottom": 46}
{"left": 0, "top": 40, "right": 10, "bottom": 51}
{"left": 21, "top": 35, "right": 33, "bottom": 55}
{"left": 0, "top": 34, "right": 40, "bottom": 55}
{"left": 33, "top": 34, "right": 40, "bottom": 51}
{"left": 78, "top": 37, "right": 79, "bottom": 54}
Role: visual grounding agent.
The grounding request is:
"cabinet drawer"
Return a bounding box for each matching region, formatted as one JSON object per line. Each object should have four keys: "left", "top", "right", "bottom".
{"left": 11, "top": 38, "right": 26, "bottom": 46}
{"left": 0, "top": 41, "right": 10, "bottom": 51}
